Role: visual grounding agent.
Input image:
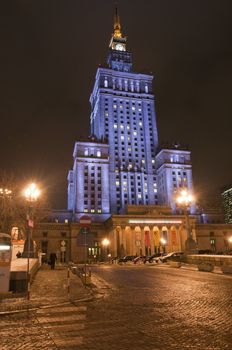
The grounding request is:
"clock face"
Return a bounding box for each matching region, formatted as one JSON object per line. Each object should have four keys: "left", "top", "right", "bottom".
{"left": 115, "top": 43, "right": 124, "bottom": 51}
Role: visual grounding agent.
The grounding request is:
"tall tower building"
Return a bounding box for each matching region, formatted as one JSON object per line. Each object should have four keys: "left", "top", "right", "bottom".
{"left": 90, "top": 7, "right": 159, "bottom": 213}
{"left": 221, "top": 185, "right": 232, "bottom": 223}
{"left": 67, "top": 7, "right": 195, "bottom": 221}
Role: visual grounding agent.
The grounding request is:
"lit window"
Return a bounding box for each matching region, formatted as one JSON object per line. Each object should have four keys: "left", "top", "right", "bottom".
{"left": 123, "top": 181, "right": 127, "bottom": 185}
{"left": 114, "top": 104, "right": 117, "bottom": 109}
{"left": 105, "top": 112, "right": 108, "bottom": 116}
{"left": 154, "top": 183, "right": 157, "bottom": 187}
{"left": 116, "top": 181, "right": 120, "bottom": 186}
{"left": 138, "top": 194, "right": 142, "bottom": 199}
{"left": 84, "top": 209, "right": 88, "bottom": 213}
{"left": 170, "top": 157, "right": 173, "bottom": 162}
{"left": 120, "top": 105, "right": 123, "bottom": 109}
{"left": 84, "top": 149, "right": 88, "bottom": 156}
{"left": 97, "top": 209, "right": 102, "bottom": 213}
{"left": 128, "top": 148, "right": 132, "bottom": 152}
{"left": 114, "top": 124, "right": 117, "bottom": 129}
{"left": 139, "top": 122, "right": 142, "bottom": 126}
{"left": 91, "top": 209, "right": 95, "bottom": 213}
{"left": 128, "top": 136, "right": 131, "bottom": 141}
{"left": 127, "top": 125, "right": 130, "bottom": 130}
{"left": 121, "top": 135, "right": 124, "bottom": 140}
{"left": 154, "top": 189, "right": 157, "bottom": 193}
{"left": 120, "top": 125, "right": 124, "bottom": 129}
{"left": 104, "top": 78, "right": 108, "bottom": 88}
{"left": 142, "top": 159, "right": 145, "bottom": 164}
{"left": 65, "top": 219, "right": 68, "bottom": 223}
{"left": 133, "top": 131, "right": 137, "bottom": 136}
{"left": 97, "top": 151, "right": 101, "bottom": 157}
{"left": 138, "top": 108, "right": 142, "bottom": 112}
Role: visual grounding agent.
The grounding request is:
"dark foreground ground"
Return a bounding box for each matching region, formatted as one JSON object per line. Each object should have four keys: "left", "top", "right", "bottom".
{"left": 0, "top": 264, "right": 232, "bottom": 350}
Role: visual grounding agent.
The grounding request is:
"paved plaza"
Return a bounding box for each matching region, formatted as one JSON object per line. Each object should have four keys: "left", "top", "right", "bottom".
{"left": 0, "top": 264, "right": 232, "bottom": 349}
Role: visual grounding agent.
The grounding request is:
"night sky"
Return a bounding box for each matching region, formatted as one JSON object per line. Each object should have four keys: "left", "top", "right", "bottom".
{"left": 1, "top": 0, "right": 232, "bottom": 208}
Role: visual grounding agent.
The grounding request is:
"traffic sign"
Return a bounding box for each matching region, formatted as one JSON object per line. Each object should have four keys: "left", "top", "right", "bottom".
{"left": 80, "top": 215, "right": 92, "bottom": 227}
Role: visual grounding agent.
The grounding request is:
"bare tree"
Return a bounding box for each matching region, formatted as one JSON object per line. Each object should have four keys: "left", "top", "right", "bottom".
{"left": 0, "top": 172, "right": 51, "bottom": 236}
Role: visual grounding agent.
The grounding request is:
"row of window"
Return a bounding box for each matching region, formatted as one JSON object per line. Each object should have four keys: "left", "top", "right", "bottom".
{"left": 84, "top": 149, "right": 102, "bottom": 157}
{"left": 104, "top": 78, "right": 150, "bottom": 94}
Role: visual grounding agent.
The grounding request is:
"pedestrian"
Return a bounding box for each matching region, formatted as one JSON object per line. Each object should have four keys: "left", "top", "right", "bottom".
{"left": 16, "top": 251, "right": 22, "bottom": 258}
{"left": 49, "top": 252, "right": 57, "bottom": 270}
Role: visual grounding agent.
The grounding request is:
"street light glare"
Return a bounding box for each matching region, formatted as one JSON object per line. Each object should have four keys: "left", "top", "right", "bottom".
{"left": 102, "top": 238, "right": 110, "bottom": 246}
{"left": 160, "top": 238, "right": 166, "bottom": 245}
{"left": 176, "top": 189, "right": 194, "bottom": 206}
{"left": 24, "top": 183, "right": 41, "bottom": 201}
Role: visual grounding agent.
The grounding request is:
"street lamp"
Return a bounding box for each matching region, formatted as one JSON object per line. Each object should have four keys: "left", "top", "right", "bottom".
{"left": 228, "top": 236, "right": 232, "bottom": 251}
{"left": 160, "top": 237, "right": 166, "bottom": 253}
{"left": 102, "top": 238, "right": 110, "bottom": 261}
{"left": 176, "top": 189, "right": 197, "bottom": 253}
{"left": 23, "top": 183, "right": 41, "bottom": 300}
{"left": 0, "top": 188, "right": 12, "bottom": 196}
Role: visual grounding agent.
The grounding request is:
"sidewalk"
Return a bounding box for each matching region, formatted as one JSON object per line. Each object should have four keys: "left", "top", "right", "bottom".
{"left": 0, "top": 264, "right": 92, "bottom": 314}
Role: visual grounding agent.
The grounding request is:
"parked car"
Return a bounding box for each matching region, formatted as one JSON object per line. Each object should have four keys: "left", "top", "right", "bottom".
{"left": 118, "top": 255, "right": 137, "bottom": 263}
{"left": 159, "top": 251, "right": 184, "bottom": 263}
{"left": 133, "top": 256, "right": 146, "bottom": 264}
{"left": 144, "top": 253, "right": 165, "bottom": 263}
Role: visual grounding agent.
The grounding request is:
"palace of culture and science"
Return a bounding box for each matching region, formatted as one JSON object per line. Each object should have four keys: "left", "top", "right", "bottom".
{"left": 67, "top": 8, "right": 194, "bottom": 222}
{"left": 33, "top": 8, "right": 230, "bottom": 262}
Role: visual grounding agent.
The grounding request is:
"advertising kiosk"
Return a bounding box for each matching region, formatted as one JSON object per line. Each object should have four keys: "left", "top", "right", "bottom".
{"left": 0, "top": 233, "right": 12, "bottom": 293}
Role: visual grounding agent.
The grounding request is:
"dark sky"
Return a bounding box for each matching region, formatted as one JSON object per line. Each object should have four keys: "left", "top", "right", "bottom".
{"left": 1, "top": 0, "right": 232, "bottom": 208}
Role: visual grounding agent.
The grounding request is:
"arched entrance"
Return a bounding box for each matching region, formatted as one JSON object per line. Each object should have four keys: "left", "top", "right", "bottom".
{"left": 134, "top": 226, "right": 142, "bottom": 256}
{"left": 153, "top": 226, "right": 161, "bottom": 253}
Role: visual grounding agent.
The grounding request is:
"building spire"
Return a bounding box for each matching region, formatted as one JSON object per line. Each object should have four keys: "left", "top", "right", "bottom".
{"left": 113, "top": 4, "right": 122, "bottom": 38}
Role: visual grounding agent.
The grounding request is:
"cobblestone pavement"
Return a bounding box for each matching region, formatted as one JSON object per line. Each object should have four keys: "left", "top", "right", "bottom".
{"left": 0, "top": 264, "right": 232, "bottom": 349}
{"left": 0, "top": 265, "right": 91, "bottom": 349}
{"left": 77, "top": 265, "right": 232, "bottom": 350}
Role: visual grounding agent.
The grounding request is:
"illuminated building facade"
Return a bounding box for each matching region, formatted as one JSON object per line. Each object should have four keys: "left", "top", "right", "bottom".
{"left": 67, "top": 8, "right": 194, "bottom": 221}
{"left": 222, "top": 185, "right": 232, "bottom": 224}
{"left": 67, "top": 139, "right": 110, "bottom": 221}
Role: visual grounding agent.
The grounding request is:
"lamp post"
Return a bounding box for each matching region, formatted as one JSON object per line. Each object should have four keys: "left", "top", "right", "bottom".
{"left": 23, "top": 183, "right": 40, "bottom": 300}
{"left": 102, "top": 238, "right": 110, "bottom": 262}
{"left": 176, "top": 189, "right": 197, "bottom": 253}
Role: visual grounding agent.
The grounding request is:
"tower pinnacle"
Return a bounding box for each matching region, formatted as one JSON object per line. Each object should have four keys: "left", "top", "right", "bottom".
{"left": 113, "top": 5, "right": 122, "bottom": 38}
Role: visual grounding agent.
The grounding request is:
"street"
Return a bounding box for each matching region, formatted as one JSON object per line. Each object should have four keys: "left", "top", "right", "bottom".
{"left": 1, "top": 265, "right": 232, "bottom": 349}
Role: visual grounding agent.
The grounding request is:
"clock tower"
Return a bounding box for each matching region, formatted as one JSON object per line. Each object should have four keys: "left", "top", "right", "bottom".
{"left": 107, "top": 6, "right": 132, "bottom": 72}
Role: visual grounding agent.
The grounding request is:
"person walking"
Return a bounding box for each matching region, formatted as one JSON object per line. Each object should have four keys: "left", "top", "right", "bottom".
{"left": 49, "top": 252, "right": 57, "bottom": 270}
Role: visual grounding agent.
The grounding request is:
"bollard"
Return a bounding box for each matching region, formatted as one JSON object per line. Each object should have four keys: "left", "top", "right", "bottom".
{"left": 67, "top": 266, "right": 70, "bottom": 298}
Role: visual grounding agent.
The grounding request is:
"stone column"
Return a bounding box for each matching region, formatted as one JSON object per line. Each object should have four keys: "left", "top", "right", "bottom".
{"left": 141, "top": 228, "right": 145, "bottom": 255}
{"left": 150, "top": 228, "right": 154, "bottom": 255}
{"left": 121, "top": 227, "right": 127, "bottom": 256}
{"left": 111, "top": 228, "right": 118, "bottom": 258}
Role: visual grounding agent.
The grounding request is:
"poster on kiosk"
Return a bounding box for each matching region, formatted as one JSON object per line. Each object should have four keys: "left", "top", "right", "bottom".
{"left": 0, "top": 233, "right": 12, "bottom": 293}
